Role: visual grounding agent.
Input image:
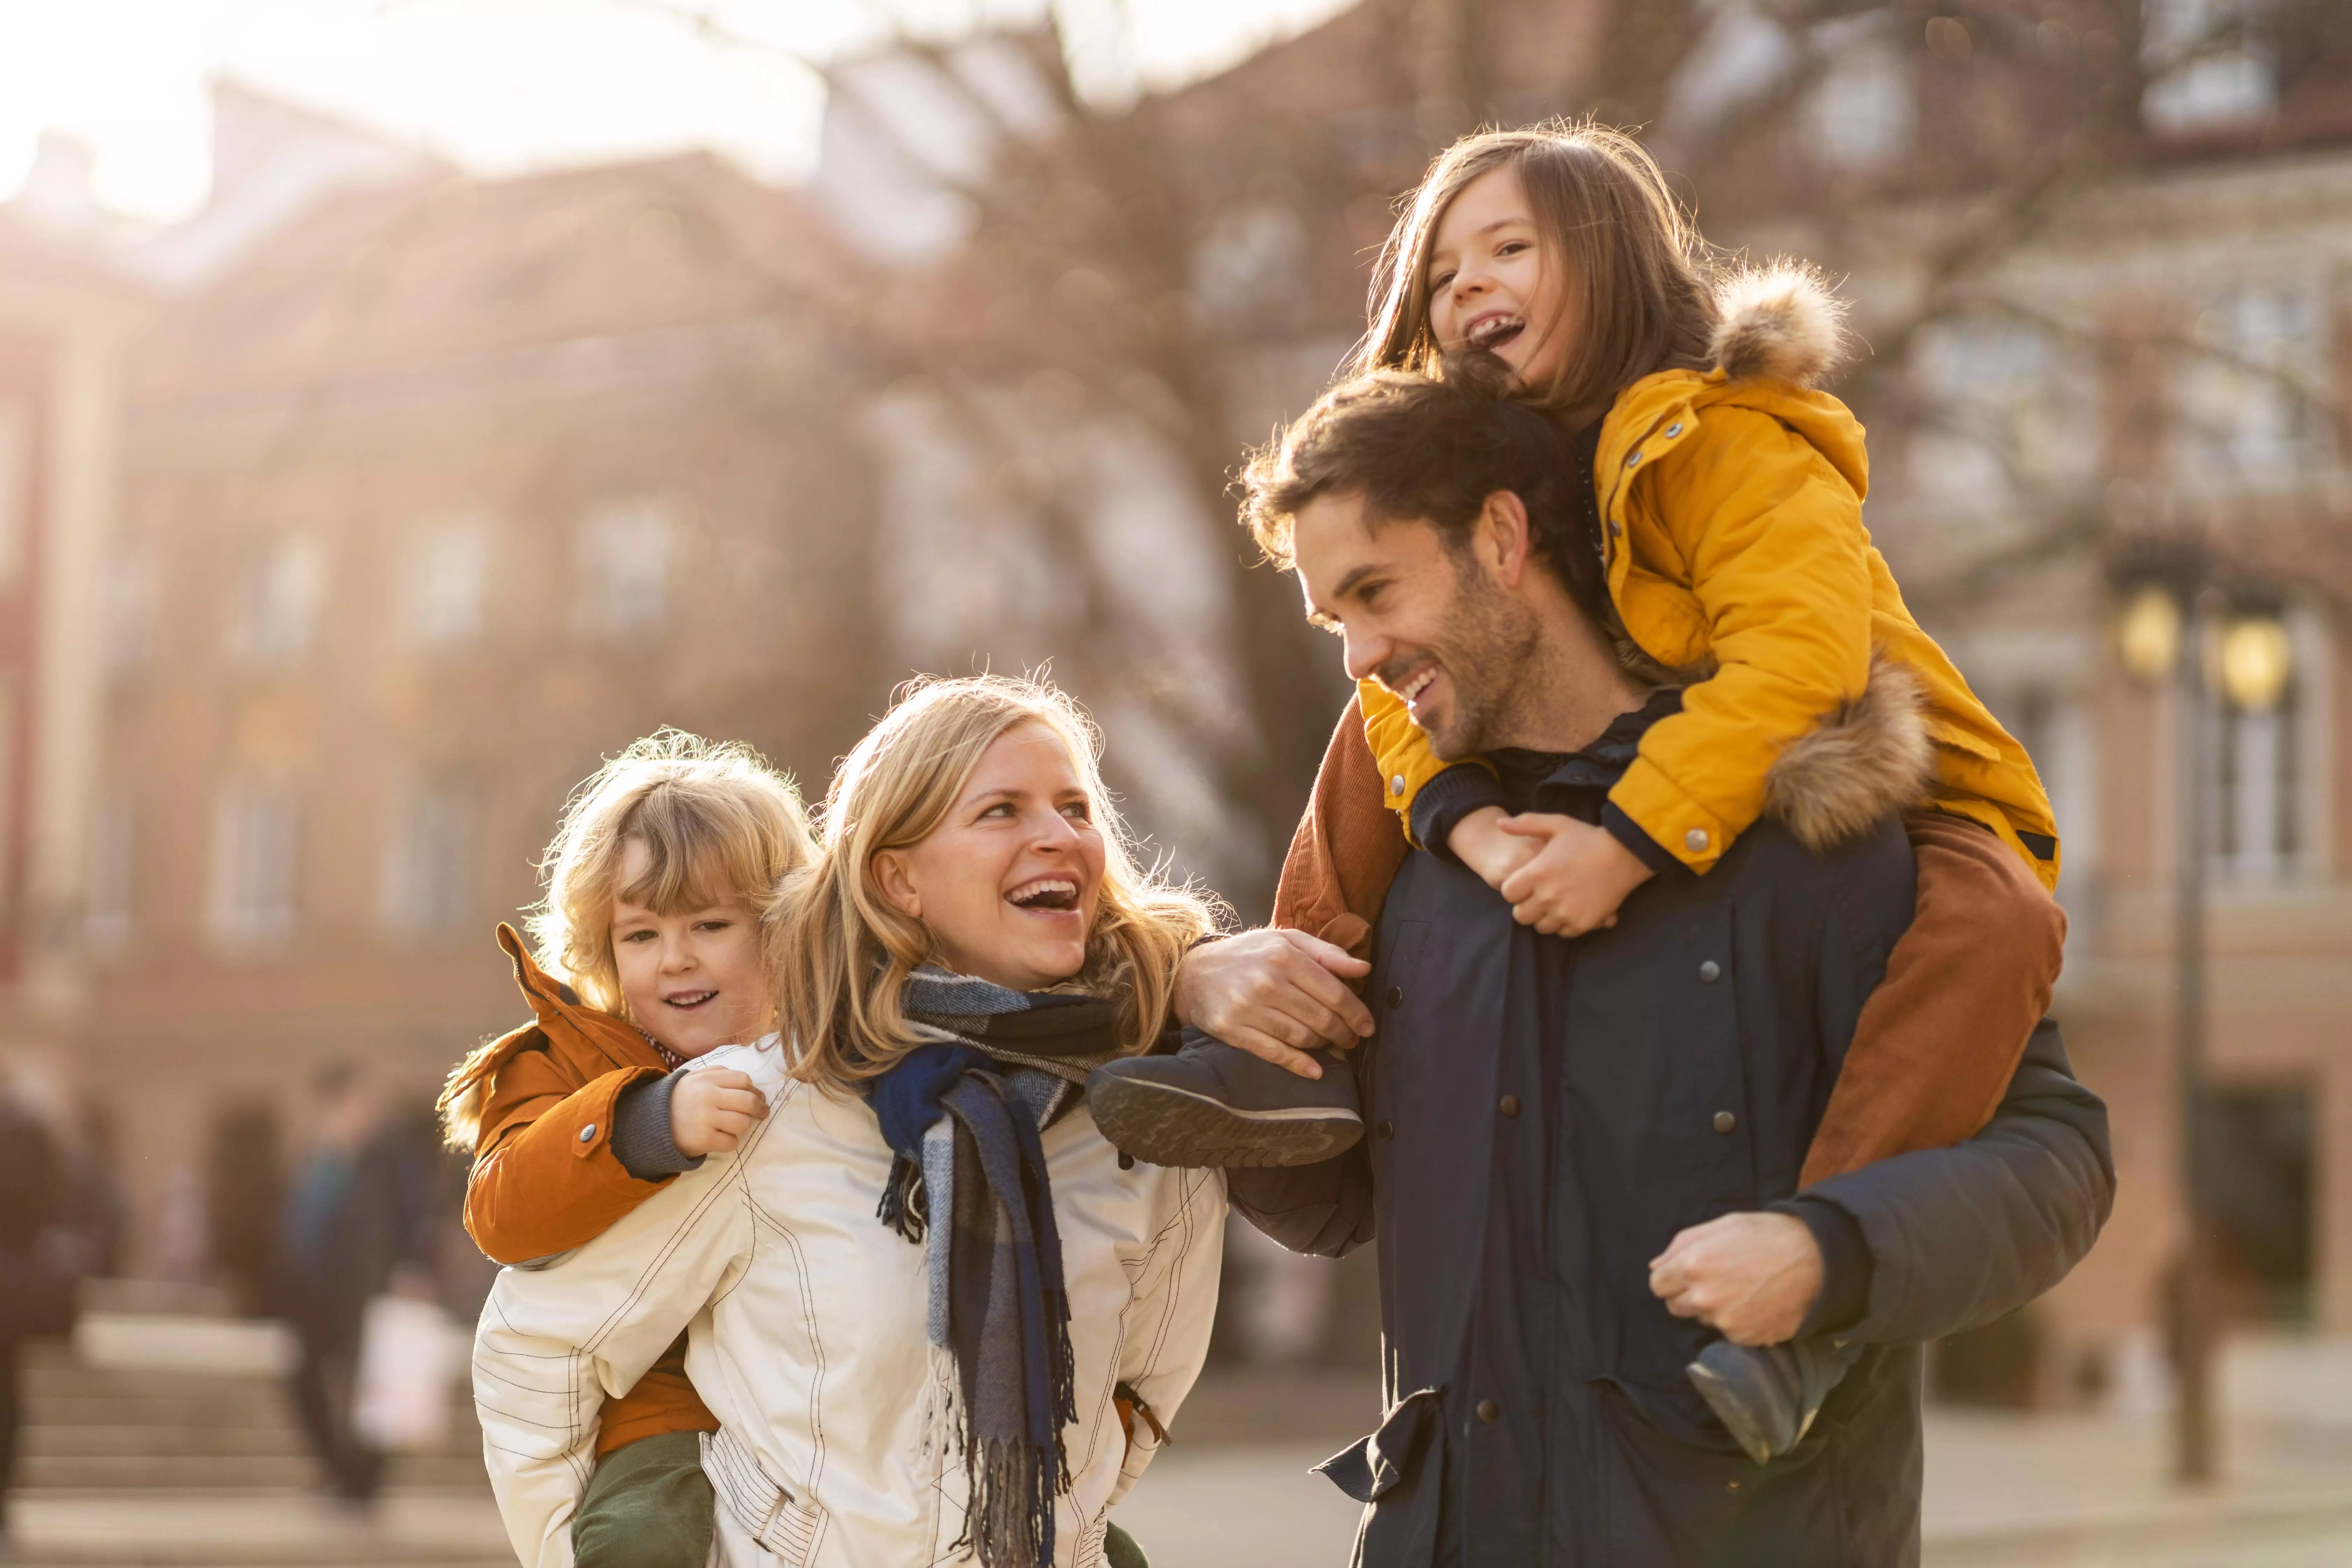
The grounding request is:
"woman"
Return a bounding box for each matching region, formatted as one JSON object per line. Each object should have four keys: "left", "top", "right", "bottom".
{"left": 475, "top": 676, "right": 1226, "bottom": 1568}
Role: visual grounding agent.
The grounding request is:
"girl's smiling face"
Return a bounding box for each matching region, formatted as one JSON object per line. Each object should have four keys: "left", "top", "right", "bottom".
{"left": 610, "top": 838, "right": 771, "bottom": 1057}
{"left": 1426, "top": 164, "right": 1576, "bottom": 389}
{"left": 872, "top": 721, "right": 1106, "bottom": 993}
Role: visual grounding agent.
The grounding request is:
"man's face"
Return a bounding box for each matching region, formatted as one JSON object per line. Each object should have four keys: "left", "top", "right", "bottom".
{"left": 1292, "top": 490, "right": 1541, "bottom": 760}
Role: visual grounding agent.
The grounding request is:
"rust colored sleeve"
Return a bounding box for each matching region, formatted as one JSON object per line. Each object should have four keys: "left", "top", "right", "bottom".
{"left": 1798, "top": 808, "right": 2068, "bottom": 1189}
{"left": 597, "top": 1335, "right": 720, "bottom": 1456}
{"left": 1271, "top": 693, "right": 1410, "bottom": 962}
{"left": 463, "top": 1059, "right": 671, "bottom": 1265}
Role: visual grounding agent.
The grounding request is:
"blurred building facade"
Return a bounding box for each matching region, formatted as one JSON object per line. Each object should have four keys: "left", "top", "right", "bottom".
{"left": 1848, "top": 139, "right": 2352, "bottom": 1385}
{"left": 3, "top": 89, "right": 884, "bottom": 1275}
{"left": 0, "top": 190, "right": 145, "bottom": 1080}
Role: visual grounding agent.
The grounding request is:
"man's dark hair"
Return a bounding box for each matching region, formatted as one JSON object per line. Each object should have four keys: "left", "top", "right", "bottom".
{"left": 1240, "top": 352, "right": 1610, "bottom": 626}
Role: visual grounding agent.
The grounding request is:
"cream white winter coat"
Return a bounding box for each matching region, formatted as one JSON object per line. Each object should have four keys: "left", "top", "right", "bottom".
{"left": 472, "top": 1038, "right": 1227, "bottom": 1568}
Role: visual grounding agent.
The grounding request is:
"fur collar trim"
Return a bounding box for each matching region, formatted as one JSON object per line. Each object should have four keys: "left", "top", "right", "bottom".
{"left": 1710, "top": 265, "right": 1851, "bottom": 388}
{"left": 1764, "top": 656, "right": 1932, "bottom": 851}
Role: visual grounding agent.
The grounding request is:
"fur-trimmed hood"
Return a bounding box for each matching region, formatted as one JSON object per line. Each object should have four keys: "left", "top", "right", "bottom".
{"left": 1764, "top": 656, "right": 1932, "bottom": 851}
{"left": 1710, "top": 265, "right": 1852, "bottom": 388}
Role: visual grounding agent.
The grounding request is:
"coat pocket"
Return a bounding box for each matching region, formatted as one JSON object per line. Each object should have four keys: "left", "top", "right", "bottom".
{"left": 702, "top": 1427, "right": 827, "bottom": 1565}
{"left": 1591, "top": 1379, "right": 1855, "bottom": 1567}
{"left": 1315, "top": 1387, "right": 1446, "bottom": 1567}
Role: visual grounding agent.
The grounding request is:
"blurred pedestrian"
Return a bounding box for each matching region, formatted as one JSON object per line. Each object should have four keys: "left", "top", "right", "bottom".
{"left": 0, "top": 1085, "right": 78, "bottom": 1546}
{"left": 209, "top": 1100, "right": 285, "bottom": 1314}
{"left": 277, "top": 1064, "right": 435, "bottom": 1505}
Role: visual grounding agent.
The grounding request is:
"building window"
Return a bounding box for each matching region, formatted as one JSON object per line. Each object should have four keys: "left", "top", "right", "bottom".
{"left": 88, "top": 798, "right": 133, "bottom": 951}
{"left": 208, "top": 782, "right": 299, "bottom": 948}
{"left": 2211, "top": 607, "right": 2331, "bottom": 884}
{"left": 1190, "top": 203, "right": 1307, "bottom": 330}
{"left": 104, "top": 553, "right": 154, "bottom": 676}
{"left": 2142, "top": 0, "right": 2277, "bottom": 135}
{"left": 379, "top": 782, "right": 477, "bottom": 938}
{"left": 230, "top": 536, "right": 326, "bottom": 666}
{"left": 2176, "top": 285, "right": 2323, "bottom": 488}
{"left": 0, "top": 677, "right": 13, "bottom": 919}
{"left": 0, "top": 396, "right": 28, "bottom": 588}
{"left": 2216, "top": 675, "right": 2300, "bottom": 880}
{"left": 574, "top": 497, "right": 677, "bottom": 638}
{"left": 1806, "top": 26, "right": 1913, "bottom": 172}
{"left": 1910, "top": 316, "right": 2083, "bottom": 507}
{"left": 400, "top": 516, "right": 490, "bottom": 651}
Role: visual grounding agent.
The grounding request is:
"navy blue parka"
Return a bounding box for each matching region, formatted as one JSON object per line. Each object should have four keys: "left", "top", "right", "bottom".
{"left": 1231, "top": 697, "right": 2114, "bottom": 1567}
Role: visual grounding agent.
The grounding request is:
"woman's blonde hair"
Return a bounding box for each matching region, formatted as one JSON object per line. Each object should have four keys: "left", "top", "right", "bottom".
{"left": 1353, "top": 120, "right": 1719, "bottom": 417}
{"left": 436, "top": 730, "right": 813, "bottom": 1149}
{"left": 776, "top": 674, "right": 1221, "bottom": 1092}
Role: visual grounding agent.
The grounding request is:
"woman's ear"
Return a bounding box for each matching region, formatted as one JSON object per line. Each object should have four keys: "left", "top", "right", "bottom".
{"left": 870, "top": 849, "right": 923, "bottom": 920}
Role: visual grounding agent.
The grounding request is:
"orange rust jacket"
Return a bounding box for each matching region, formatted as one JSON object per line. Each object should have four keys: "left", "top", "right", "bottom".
{"left": 460, "top": 925, "right": 716, "bottom": 1455}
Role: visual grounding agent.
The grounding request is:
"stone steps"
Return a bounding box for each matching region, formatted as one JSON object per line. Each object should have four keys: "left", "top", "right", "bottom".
{"left": 15, "top": 1338, "right": 486, "bottom": 1498}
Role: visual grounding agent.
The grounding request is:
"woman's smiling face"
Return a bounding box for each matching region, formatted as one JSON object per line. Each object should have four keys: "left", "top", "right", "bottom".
{"left": 1426, "top": 164, "right": 1575, "bottom": 388}
{"left": 872, "top": 721, "right": 1106, "bottom": 993}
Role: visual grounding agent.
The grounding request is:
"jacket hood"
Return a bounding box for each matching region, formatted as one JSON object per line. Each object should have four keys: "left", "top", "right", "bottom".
{"left": 1601, "top": 268, "right": 1869, "bottom": 510}
{"left": 1764, "top": 656, "right": 1933, "bottom": 852}
{"left": 496, "top": 923, "right": 657, "bottom": 1071}
{"left": 438, "top": 924, "right": 665, "bottom": 1151}
{"left": 1710, "top": 265, "right": 1851, "bottom": 389}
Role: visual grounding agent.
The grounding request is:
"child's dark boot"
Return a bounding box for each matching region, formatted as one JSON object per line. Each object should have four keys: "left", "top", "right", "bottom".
{"left": 1086, "top": 1028, "right": 1363, "bottom": 1168}
{"left": 1686, "top": 1335, "right": 1865, "bottom": 1465}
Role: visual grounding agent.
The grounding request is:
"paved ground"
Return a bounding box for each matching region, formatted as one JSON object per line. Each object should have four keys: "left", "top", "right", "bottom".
{"left": 0, "top": 1489, "right": 513, "bottom": 1566}
{"left": 12, "top": 1409, "right": 2352, "bottom": 1566}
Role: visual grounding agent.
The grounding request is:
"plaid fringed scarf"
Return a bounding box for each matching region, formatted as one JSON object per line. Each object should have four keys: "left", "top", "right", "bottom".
{"left": 864, "top": 968, "right": 1126, "bottom": 1568}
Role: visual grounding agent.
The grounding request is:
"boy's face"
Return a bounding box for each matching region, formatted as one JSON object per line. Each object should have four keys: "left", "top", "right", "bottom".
{"left": 611, "top": 840, "right": 770, "bottom": 1058}
{"left": 1426, "top": 164, "right": 1574, "bottom": 390}
{"left": 1293, "top": 488, "right": 1545, "bottom": 762}
{"left": 872, "top": 721, "right": 1106, "bottom": 995}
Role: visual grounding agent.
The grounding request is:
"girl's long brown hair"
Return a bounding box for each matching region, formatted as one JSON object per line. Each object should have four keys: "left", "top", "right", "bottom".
{"left": 1353, "top": 121, "right": 1719, "bottom": 417}
{"left": 774, "top": 675, "right": 1222, "bottom": 1092}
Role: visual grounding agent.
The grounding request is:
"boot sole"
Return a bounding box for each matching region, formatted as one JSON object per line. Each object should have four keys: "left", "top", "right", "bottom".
{"left": 1089, "top": 1078, "right": 1364, "bottom": 1169}
{"left": 1686, "top": 1359, "right": 1786, "bottom": 1466}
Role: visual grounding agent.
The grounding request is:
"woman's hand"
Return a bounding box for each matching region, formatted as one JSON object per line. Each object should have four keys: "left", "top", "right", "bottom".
{"left": 670, "top": 1068, "right": 769, "bottom": 1158}
{"left": 1648, "top": 1211, "right": 1823, "bottom": 1347}
{"left": 1172, "top": 928, "right": 1373, "bottom": 1079}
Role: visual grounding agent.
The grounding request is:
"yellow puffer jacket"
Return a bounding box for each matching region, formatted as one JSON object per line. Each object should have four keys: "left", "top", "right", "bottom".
{"left": 1363, "top": 267, "right": 2060, "bottom": 891}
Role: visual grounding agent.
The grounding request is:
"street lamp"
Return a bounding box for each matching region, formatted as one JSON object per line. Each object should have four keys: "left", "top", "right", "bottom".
{"left": 2219, "top": 615, "right": 2291, "bottom": 713}
{"left": 2119, "top": 585, "right": 2183, "bottom": 682}
{"left": 2113, "top": 574, "right": 2292, "bottom": 1488}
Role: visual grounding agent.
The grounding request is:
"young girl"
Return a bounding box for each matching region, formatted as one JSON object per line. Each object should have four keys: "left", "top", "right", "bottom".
{"left": 439, "top": 731, "right": 813, "bottom": 1568}
{"left": 1096, "top": 123, "right": 2068, "bottom": 1465}
{"left": 473, "top": 676, "right": 1222, "bottom": 1568}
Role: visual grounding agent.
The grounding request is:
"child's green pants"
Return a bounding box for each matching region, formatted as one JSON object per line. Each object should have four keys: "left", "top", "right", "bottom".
{"left": 570, "top": 1428, "right": 1148, "bottom": 1567}
{"left": 572, "top": 1430, "right": 714, "bottom": 1568}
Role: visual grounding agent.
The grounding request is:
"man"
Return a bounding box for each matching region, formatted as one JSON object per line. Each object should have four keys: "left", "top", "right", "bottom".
{"left": 1171, "top": 369, "right": 2114, "bottom": 1564}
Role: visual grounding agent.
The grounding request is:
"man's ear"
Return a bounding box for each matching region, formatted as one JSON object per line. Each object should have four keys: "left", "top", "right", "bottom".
{"left": 871, "top": 850, "right": 923, "bottom": 920}
{"left": 1475, "top": 491, "right": 1537, "bottom": 587}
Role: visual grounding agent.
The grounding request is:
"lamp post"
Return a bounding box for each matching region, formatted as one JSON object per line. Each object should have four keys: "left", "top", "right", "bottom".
{"left": 2116, "top": 575, "right": 2293, "bottom": 1487}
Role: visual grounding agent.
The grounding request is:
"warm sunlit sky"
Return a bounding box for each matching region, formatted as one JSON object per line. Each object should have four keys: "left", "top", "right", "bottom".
{"left": 0, "top": 0, "right": 1359, "bottom": 222}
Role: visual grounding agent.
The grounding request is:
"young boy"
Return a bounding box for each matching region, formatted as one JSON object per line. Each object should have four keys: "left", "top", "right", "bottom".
{"left": 439, "top": 732, "right": 812, "bottom": 1567}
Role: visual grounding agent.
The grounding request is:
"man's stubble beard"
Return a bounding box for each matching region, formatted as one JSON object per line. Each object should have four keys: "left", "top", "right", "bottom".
{"left": 1424, "top": 550, "right": 1547, "bottom": 760}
